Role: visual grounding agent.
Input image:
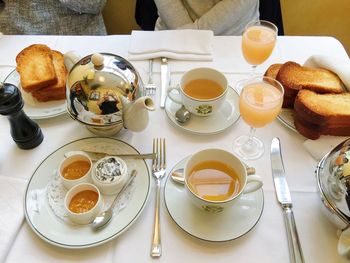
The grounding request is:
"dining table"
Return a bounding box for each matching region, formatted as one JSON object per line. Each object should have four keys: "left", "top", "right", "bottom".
{"left": 0, "top": 33, "right": 349, "bottom": 263}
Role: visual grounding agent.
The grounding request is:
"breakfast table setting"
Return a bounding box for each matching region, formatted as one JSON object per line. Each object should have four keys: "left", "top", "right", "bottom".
{"left": 0, "top": 28, "right": 350, "bottom": 263}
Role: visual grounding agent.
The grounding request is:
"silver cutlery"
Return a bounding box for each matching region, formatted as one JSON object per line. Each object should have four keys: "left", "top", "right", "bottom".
{"left": 150, "top": 138, "right": 166, "bottom": 257}
{"left": 271, "top": 137, "right": 305, "bottom": 263}
{"left": 91, "top": 169, "right": 137, "bottom": 231}
{"left": 144, "top": 59, "right": 157, "bottom": 96}
{"left": 79, "top": 149, "right": 156, "bottom": 161}
{"left": 160, "top": 57, "right": 169, "bottom": 108}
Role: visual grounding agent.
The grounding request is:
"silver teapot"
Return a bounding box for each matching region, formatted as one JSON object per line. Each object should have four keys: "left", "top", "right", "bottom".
{"left": 65, "top": 52, "right": 155, "bottom": 136}
{"left": 316, "top": 138, "right": 350, "bottom": 230}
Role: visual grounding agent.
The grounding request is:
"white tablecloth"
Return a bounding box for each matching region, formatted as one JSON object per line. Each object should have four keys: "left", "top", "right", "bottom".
{"left": 0, "top": 35, "right": 348, "bottom": 263}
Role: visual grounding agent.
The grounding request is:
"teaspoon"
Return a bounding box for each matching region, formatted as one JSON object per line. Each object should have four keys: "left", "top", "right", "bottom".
{"left": 91, "top": 169, "right": 137, "bottom": 231}
{"left": 175, "top": 105, "right": 191, "bottom": 124}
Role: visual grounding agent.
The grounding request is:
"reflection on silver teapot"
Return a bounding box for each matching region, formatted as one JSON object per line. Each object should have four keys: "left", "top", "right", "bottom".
{"left": 65, "top": 52, "right": 155, "bottom": 136}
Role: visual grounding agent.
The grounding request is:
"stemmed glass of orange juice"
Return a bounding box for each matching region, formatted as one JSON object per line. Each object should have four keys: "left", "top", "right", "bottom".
{"left": 233, "top": 76, "right": 284, "bottom": 160}
{"left": 242, "top": 20, "right": 278, "bottom": 75}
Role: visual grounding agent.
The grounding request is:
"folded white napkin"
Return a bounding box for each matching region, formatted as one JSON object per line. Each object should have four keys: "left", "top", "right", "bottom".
{"left": 304, "top": 55, "right": 350, "bottom": 91}
{"left": 128, "top": 30, "right": 213, "bottom": 61}
{"left": 303, "top": 136, "right": 349, "bottom": 161}
{"left": 0, "top": 176, "right": 27, "bottom": 262}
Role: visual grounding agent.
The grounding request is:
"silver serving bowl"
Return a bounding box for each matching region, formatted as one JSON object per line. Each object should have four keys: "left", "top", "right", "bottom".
{"left": 316, "top": 138, "right": 350, "bottom": 230}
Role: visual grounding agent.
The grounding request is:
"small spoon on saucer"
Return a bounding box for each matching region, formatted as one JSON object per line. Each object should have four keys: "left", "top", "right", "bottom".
{"left": 175, "top": 105, "right": 191, "bottom": 124}
{"left": 170, "top": 164, "right": 256, "bottom": 185}
{"left": 91, "top": 169, "right": 137, "bottom": 231}
{"left": 171, "top": 168, "right": 185, "bottom": 184}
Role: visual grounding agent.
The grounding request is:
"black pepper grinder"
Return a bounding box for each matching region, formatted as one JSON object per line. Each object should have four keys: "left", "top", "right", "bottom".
{"left": 0, "top": 82, "right": 43, "bottom": 149}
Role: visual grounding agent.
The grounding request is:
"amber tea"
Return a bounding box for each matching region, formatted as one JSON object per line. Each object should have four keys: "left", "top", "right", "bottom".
{"left": 183, "top": 79, "right": 224, "bottom": 100}
{"left": 187, "top": 160, "right": 241, "bottom": 202}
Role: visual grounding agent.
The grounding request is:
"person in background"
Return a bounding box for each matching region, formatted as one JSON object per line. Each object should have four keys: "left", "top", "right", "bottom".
{"left": 135, "top": 0, "right": 158, "bottom": 31}
{"left": 0, "top": 0, "right": 107, "bottom": 35}
{"left": 153, "top": 0, "right": 259, "bottom": 35}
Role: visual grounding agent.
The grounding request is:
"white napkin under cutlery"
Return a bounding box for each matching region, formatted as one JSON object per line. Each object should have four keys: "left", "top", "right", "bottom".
{"left": 0, "top": 176, "right": 27, "bottom": 263}
{"left": 128, "top": 30, "right": 214, "bottom": 61}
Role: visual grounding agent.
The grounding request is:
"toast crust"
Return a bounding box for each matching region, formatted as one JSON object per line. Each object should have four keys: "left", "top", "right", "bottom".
{"left": 276, "top": 61, "right": 344, "bottom": 94}
{"left": 294, "top": 90, "right": 350, "bottom": 139}
{"left": 264, "top": 63, "right": 282, "bottom": 80}
{"left": 294, "top": 89, "right": 350, "bottom": 125}
{"left": 32, "top": 50, "right": 67, "bottom": 102}
{"left": 16, "top": 44, "right": 58, "bottom": 93}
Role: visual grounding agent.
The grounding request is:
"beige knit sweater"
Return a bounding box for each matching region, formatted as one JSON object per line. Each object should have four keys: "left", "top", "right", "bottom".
{"left": 154, "top": 0, "right": 259, "bottom": 35}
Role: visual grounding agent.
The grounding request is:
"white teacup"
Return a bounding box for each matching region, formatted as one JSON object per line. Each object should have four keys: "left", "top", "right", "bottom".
{"left": 167, "top": 68, "right": 228, "bottom": 116}
{"left": 184, "top": 148, "right": 263, "bottom": 213}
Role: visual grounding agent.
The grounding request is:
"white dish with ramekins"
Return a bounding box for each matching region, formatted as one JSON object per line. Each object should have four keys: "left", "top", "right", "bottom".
{"left": 24, "top": 137, "right": 150, "bottom": 249}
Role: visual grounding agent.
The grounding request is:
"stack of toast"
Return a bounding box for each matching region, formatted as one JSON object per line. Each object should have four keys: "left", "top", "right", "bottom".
{"left": 265, "top": 61, "right": 350, "bottom": 139}
{"left": 16, "top": 44, "right": 67, "bottom": 102}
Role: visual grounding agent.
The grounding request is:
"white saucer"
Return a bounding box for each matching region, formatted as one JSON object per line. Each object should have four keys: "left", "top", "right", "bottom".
{"left": 165, "top": 86, "right": 240, "bottom": 135}
{"left": 164, "top": 156, "right": 264, "bottom": 242}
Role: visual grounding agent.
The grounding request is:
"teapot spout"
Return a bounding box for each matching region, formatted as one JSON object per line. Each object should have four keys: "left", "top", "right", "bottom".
{"left": 121, "top": 96, "right": 155, "bottom": 132}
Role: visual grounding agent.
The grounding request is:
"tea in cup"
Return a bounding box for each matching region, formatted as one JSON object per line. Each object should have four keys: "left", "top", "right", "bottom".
{"left": 167, "top": 68, "right": 228, "bottom": 116}
{"left": 184, "top": 148, "right": 263, "bottom": 213}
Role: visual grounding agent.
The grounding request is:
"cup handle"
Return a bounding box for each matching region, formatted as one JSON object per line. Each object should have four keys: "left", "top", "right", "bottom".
{"left": 243, "top": 174, "right": 263, "bottom": 194}
{"left": 167, "top": 85, "right": 182, "bottom": 104}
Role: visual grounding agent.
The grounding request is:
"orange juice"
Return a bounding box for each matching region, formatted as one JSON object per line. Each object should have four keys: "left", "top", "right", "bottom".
{"left": 242, "top": 25, "right": 276, "bottom": 65}
{"left": 239, "top": 82, "right": 282, "bottom": 128}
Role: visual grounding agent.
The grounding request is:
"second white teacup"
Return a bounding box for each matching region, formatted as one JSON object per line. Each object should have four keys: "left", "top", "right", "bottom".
{"left": 167, "top": 67, "right": 228, "bottom": 116}
{"left": 184, "top": 148, "right": 263, "bottom": 213}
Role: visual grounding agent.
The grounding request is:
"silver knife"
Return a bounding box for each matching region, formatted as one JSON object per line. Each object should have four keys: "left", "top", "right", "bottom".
{"left": 160, "top": 57, "right": 169, "bottom": 108}
{"left": 271, "top": 137, "right": 305, "bottom": 263}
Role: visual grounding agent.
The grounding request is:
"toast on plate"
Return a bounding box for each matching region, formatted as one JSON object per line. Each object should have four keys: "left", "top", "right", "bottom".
{"left": 276, "top": 61, "right": 344, "bottom": 108}
{"left": 32, "top": 50, "right": 67, "bottom": 102}
{"left": 294, "top": 89, "right": 350, "bottom": 139}
{"left": 16, "top": 44, "right": 58, "bottom": 93}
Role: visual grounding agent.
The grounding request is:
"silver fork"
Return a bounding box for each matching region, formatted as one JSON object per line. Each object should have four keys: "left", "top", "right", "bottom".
{"left": 150, "top": 138, "right": 166, "bottom": 258}
{"left": 144, "top": 59, "right": 156, "bottom": 96}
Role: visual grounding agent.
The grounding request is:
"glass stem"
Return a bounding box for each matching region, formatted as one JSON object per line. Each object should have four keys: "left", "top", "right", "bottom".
{"left": 247, "top": 127, "right": 256, "bottom": 145}
{"left": 251, "top": 65, "right": 257, "bottom": 77}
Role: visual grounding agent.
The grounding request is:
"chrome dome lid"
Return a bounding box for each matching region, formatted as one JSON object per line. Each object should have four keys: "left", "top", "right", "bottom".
{"left": 66, "top": 53, "right": 143, "bottom": 127}
{"left": 316, "top": 138, "right": 350, "bottom": 226}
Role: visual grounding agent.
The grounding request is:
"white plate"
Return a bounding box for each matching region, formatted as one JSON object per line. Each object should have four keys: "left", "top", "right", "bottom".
{"left": 165, "top": 86, "right": 240, "bottom": 135}
{"left": 277, "top": 108, "right": 297, "bottom": 132}
{"left": 164, "top": 156, "right": 264, "bottom": 242}
{"left": 24, "top": 137, "right": 150, "bottom": 249}
{"left": 4, "top": 69, "right": 66, "bottom": 119}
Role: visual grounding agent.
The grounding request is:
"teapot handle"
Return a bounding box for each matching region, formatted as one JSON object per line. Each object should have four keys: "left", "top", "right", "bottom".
{"left": 64, "top": 51, "right": 82, "bottom": 71}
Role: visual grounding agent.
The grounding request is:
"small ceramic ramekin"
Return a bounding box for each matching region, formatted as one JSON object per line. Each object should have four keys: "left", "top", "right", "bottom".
{"left": 64, "top": 183, "right": 103, "bottom": 225}
{"left": 58, "top": 151, "right": 93, "bottom": 189}
{"left": 91, "top": 156, "right": 128, "bottom": 195}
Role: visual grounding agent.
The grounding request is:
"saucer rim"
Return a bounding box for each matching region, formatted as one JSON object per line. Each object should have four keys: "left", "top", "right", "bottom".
{"left": 164, "top": 86, "right": 240, "bottom": 135}
{"left": 163, "top": 156, "right": 264, "bottom": 242}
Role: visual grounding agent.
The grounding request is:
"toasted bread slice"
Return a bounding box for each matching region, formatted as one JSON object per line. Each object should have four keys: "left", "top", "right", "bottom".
{"left": 16, "top": 44, "right": 58, "bottom": 93}
{"left": 32, "top": 50, "right": 67, "bottom": 102}
{"left": 293, "top": 89, "right": 350, "bottom": 139}
{"left": 277, "top": 61, "right": 344, "bottom": 95}
{"left": 264, "top": 63, "right": 282, "bottom": 79}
